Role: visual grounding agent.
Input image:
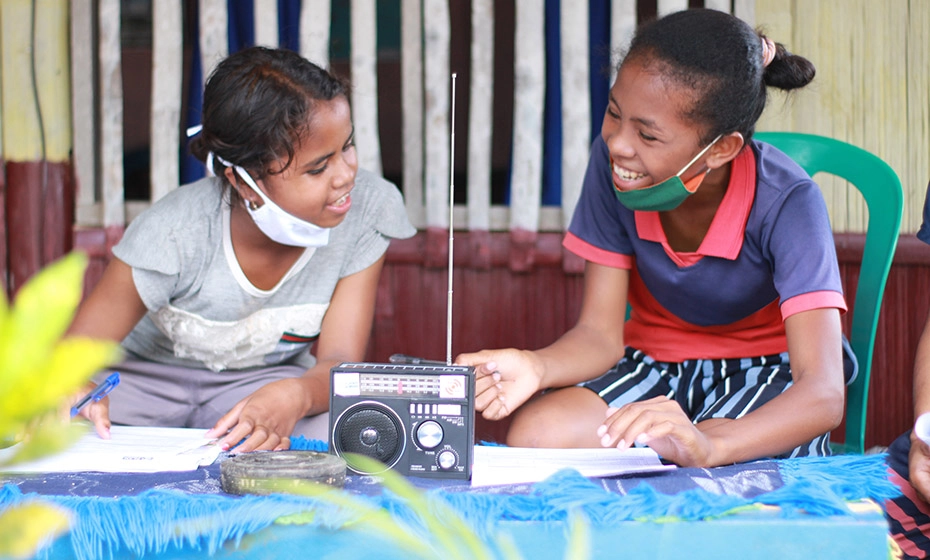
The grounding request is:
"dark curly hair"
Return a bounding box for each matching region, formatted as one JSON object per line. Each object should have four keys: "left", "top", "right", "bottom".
{"left": 189, "top": 46, "right": 350, "bottom": 188}
{"left": 621, "top": 9, "right": 815, "bottom": 145}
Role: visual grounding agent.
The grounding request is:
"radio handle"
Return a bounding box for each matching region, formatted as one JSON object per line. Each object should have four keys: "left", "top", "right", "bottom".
{"left": 388, "top": 353, "right": 448, "bottom": 366}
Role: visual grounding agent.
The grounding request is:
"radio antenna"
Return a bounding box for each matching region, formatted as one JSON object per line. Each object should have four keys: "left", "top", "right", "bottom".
{"left": 446, "top": 73, "right": 457, "bottom": 366}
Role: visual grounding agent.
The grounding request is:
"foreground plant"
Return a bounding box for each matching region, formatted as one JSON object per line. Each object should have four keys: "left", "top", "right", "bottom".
{"left": 261, "top": 453, "right": 590, "bottom": 560}
{"left": 0, "top": 252, "right": 122, "bottom": 558}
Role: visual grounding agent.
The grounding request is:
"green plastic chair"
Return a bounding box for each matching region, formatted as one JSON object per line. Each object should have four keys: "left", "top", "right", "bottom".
{"left": 755, "top": 132, "right": 903, "bottom": 454}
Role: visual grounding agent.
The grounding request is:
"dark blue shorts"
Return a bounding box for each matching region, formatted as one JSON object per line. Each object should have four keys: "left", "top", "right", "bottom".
{"left": 579, "top": 341, "right": 857, "bottom": 459}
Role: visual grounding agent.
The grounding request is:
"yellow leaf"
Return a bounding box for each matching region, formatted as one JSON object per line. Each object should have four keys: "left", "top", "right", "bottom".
{"left": 0, "top": 502, "right": 72, "bottom": 558}
{"left": 0, "top": 252, "right": 88, "bottom": 386}
{"left": 0, "top": 337, "right": 121, "bottom": 423}
{"left": 0, "top": 416, "right": 87, "bottom": 467}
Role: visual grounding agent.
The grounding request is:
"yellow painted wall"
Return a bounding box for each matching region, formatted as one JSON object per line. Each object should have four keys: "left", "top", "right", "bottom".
{"left": 0, "top": 0, "right": 72, "bottom": 163}
{"left": 756, "top": 0, "right": 930, "bottom": 235}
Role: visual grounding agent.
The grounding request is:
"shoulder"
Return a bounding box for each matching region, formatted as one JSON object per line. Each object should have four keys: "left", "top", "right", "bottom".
{"left": 751, "top": 140, "right": 815, "bottom": 192}
{"left": 342, "top": 169, "right": 416, "bottom": 239}
{"left": 353, "top": 169, "right": 405, "bottom": 204}
{"left": 114, "top": 177, "right": 225, "bottom": 272}
{"left": 132, "top": 177, "right": 224, "bottom": 228}
{"left": 750, "top": 140, "right": 827, "bottom": 214}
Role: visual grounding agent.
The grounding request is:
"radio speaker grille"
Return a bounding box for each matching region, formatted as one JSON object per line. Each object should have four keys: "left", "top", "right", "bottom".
{"left": 333, "top": 404, "right": 404, "bottom": 472}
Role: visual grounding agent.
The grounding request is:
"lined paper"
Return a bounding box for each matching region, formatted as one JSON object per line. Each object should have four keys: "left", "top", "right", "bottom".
{"left": 0, "top": 426, "right": 221, "bottom": 474}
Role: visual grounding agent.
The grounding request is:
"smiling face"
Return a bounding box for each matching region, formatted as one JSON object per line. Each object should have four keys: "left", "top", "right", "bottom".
{"left": 244, "top": 95, "right": 358, "bottom": 229}
{"left": 601, "top": 57, "right": 711, "bottom": 193}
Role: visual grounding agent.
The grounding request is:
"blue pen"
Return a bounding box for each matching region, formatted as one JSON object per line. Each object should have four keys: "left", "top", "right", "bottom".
{"left": 70, "top": 372, "right": 121, "bottom": 417}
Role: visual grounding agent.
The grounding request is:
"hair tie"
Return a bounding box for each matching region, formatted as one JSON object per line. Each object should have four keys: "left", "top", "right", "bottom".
{"left": 760, "top": 36, "right": 777, "bottom": 68}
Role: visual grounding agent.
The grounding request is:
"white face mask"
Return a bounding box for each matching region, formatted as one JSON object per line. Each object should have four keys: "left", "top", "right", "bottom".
{"left": 209, "top": 152, "right": 331, "bottom": 248}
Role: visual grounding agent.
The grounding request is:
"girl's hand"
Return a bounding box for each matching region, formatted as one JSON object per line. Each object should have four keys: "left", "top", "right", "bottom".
{"left": 70, "top": 382, "right": 113, "bottom": 440}
{"left": 208, "top": 378, "right": 310, "bottom": 452}
{"left": 597, "top": 396, "right": 714, "bottom": 467}
{"left": 910, "top": 433, "right": 930, "bottom": 503}
{"left": 455, "top": 348, "right": 543, "bottom": 421}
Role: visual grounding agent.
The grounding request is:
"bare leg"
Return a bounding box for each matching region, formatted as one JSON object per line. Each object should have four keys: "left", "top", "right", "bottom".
{"left": 505, "top": 386, "right": 607, "bottom": 448}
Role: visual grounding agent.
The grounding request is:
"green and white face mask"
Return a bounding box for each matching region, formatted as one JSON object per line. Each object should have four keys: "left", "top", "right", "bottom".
{"left": 613, "top": 135, "right": 722, "bottom": 212}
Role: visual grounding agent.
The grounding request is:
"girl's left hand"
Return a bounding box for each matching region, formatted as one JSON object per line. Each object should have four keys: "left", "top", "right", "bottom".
{"left": 208, "top": 378, "right": 309, "bottom": 452}
{"left": 909, "top": 434, "right": 930, "bottom": 503}
{"left": 597, "top": 396, "right": 713, "bottom": 467}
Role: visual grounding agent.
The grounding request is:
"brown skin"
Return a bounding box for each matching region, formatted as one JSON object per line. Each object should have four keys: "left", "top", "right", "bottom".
{"left": 456, "top": 58, "right": 846, "bottom": 468}
{"left": 67, "top": 96, "right": 384, "bottom": 453}
{"left": 909, "top": 310, "right": 930, "bottom": 501}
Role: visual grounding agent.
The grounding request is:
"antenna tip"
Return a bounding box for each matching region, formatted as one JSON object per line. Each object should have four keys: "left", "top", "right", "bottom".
{"left": 452, "top": 72, "right": 457, "bottom": 78}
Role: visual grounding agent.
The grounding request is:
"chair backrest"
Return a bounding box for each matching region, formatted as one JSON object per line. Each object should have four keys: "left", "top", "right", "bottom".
{"left": 755, "top": 132, "right": 904, "bottom": 454}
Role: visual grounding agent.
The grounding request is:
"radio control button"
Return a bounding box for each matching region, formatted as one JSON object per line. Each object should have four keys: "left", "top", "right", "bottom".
{"left": 438, "top": 450, "right": 457, "bottom": 470}
{"left": 416, "top": 420, "right": 444, "bottom": 449}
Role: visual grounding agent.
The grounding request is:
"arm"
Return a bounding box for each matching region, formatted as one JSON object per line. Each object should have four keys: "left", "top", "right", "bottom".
{"left": 910, "top": 310, "right": 930, "bottom": 500}
{"left": 67, "top": 257, "right": 149, "bottom": 437}
{"left": 68, "top": 257, "right": 149, "bottom": 340}
{"left": 210, "top": 254, "right": 385, "bottom": 452}
{"left": 600, "top": 307, "right": 846, "bottom": 467}
{"left": 458, "top": 261, "right": 629, "bottom": 420}
{"left": 699, "top": 307, "right": 845, "bottom": 463}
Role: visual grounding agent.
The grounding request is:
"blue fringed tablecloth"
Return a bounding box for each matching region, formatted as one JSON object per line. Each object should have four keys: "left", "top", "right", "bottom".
{"left": 0, "top": 439, "right": 900, "bottom": 560}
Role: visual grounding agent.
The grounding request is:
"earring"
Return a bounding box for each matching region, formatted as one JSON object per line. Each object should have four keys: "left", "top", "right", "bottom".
{"left": 247, "top": 200, "right": 259, "bottom": 211}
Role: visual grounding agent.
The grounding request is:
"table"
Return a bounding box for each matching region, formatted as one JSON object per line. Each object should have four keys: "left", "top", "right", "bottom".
{"left": 1, "top": 451, "right": 898, "bottom": 560}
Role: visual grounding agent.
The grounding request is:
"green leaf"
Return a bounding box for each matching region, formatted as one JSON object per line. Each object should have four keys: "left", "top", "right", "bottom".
{"left": 343, "top": 454, "right": 491, "bottom": 560}
{"left": 257, "top": 478, "right": 435, "bottom": 558}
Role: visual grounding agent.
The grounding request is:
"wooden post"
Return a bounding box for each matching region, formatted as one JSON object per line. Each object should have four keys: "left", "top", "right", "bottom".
{"left": 0, "top": 0, "right": 73, "bottom": 295}
{"left": 351, "top": 0, "right": 383, "bottom": 176}
{"left": 509, "top": 0, "right": 545, "bottom": 271}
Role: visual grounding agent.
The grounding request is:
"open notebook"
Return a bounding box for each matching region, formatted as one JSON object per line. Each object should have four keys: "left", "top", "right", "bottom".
{"left": 0, "top": 426, "right": 222, "bottom": 474}
{"left": 471, "top": 445, "right": 675, "bottom": 487}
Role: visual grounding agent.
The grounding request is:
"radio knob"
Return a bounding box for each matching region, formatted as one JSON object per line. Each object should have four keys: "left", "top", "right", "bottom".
{"left": 437, "top": 450, "right": 457, "bottom": 470}
{"left": 416, "top": 420, "right": 443, "bottom": 449}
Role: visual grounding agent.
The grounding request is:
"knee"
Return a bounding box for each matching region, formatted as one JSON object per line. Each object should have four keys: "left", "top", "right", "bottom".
{"left": 504, "top": 388, "right": 604, "bottom": 448}
{"left": 505, "top": 405, "right": 548, "bottom": 447}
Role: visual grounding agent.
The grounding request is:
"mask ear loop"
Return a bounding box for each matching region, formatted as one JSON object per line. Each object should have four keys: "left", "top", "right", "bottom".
{"left": 675, "top": 134, "right": 724, "bottom": 177}
{"left": 209, "top": 152, "right": 269, "bottom": 210}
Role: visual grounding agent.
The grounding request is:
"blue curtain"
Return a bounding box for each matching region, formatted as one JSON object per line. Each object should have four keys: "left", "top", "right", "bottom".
{"left": 513, "top": 0, "right": 612, "bottom": 207}
{"left": 180, "top": 1, "right": 613, "bottom": 209}
{"left": 181, "top": 0, "right": 300, "bottom": 184}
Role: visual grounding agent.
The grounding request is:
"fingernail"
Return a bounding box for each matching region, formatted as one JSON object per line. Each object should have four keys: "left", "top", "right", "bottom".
{"left": 596, "top": 425, "right": 607, "bottom": 437}
{"left": 492, "top": 372, "right": 501, "bottom": 382}
{"left": 635, "top": 433, "right": 649, "bottom": 445}
{"left": 600, "top": 433, "right": 611, "bottom": 446}
{"left": 487, "top": 361, "right": 497, "bottom": 370}
{"left": 615, "top": 439, "right": 626, "bottom": 449}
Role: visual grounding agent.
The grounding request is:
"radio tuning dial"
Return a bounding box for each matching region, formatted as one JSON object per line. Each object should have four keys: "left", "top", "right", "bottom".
{"left": 416, "top": 420, "right": 444, "bottom": 449}
{"left": 438, "top": 450, "right": 457, "bottom": 470}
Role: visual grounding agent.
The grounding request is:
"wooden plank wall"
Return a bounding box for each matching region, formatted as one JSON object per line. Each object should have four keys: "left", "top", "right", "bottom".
{"left": 56, "top": 0, "right": 930, "bottom": 448}
{"left": 0, "top": 0, "right": 73, "bottom": 294}
{"left": 750, "top": 0, "right": 930, "bottom": 449}
{"left": 368, "top": 233, "right": 930, "bottom": 447}
{"left": 755, "top": 0, "right": 930, "bottom": 235}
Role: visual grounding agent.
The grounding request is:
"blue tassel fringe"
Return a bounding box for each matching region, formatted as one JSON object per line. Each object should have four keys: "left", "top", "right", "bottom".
{"left": 0, "top": 446, "right": 901, "bottom": 559}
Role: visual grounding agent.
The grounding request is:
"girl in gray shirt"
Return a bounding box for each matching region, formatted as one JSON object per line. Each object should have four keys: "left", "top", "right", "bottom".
{"left": 67, "top": 46, "right": 414, "bottom": 453}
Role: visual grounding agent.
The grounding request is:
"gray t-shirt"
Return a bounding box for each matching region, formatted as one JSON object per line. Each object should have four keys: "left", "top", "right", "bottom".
{"left": 113, "top": 169, "right": 416, "bottom": 372}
